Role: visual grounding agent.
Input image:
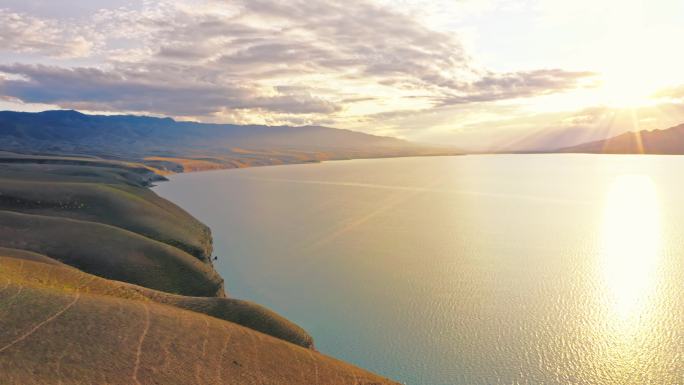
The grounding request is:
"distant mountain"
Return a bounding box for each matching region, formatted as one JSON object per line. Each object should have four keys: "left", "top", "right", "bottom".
{"left": 560, "top": 123, "right": 684, "bottom": 154}
{"left": 0, "top": 110, "right": 404, "bottom": 151}
{"left": 0, "top": 110, "right": 455, "bottom": 171}
{"left": 500, "top": 126, "right": 614, "bottom": 152}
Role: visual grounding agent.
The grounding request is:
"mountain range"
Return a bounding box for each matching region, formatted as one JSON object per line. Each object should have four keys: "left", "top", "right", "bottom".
{"left": 0, "top": 110, "right": 454, "bottom": 171}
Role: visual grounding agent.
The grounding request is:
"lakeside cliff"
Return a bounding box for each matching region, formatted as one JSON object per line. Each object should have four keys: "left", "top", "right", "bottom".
{"left": 0, "top": 151, "right": 398, "bottom": 384}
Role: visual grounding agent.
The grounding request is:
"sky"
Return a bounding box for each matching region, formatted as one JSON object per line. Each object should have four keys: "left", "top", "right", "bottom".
{"left": 1, "top": 0, "right": 684, "bottom": 150}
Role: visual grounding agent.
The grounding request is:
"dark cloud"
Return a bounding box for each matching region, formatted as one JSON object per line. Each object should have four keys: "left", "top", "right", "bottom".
{"left": 0, "top": 64, "right": 339, "bottom": 116}
{"left": 437, "top": 69, "right": 596, "bottom": 105}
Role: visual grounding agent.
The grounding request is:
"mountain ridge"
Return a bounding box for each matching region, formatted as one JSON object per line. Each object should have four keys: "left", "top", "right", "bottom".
{"left": 559, "top": 122, "right": 684, "bottom": 154}
{"left": 0, "top": 109, "right": 407, "bottom": 149}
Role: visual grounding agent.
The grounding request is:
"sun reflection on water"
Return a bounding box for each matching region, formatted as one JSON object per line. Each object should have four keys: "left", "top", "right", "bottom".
{"left": 600, "top": 175, "right": 661, "bottom": 325}
{"left": 588, "top": 174, "right": 667, "bottom": 382}
{"left": 586, "top": 174, "right": 665, "bottom": 382}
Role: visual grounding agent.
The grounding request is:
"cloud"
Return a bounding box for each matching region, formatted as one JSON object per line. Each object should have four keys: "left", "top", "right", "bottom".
{"left": 0, "top": 0, "right": 594, "bottom": 126}
{"left": 437, "top": 69, "right": 597, "bottom": 105}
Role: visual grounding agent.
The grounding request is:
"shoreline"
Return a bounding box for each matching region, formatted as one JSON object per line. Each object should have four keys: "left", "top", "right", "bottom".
{"left": 147, "top": 151, "right": 463, "bottom": 176}
{"left": 150, "top": 152, "right": 683, "bottom": 182}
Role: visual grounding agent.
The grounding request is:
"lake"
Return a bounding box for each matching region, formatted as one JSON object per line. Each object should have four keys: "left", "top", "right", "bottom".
{"left": 154, "top": 154, "right": 684, "bottom": 385}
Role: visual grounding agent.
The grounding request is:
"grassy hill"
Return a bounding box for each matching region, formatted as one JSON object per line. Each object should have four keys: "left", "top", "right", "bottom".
{"left": 0, "top": 210, "right": 224, "bottom": 297}
{"left": 0, "top": 178, "right": 213, "bottom": 260}
{"left": 0, "top": 154, "right": 221, "bottom": 296}
{"left": 0, "top": 153, "right": 398, "bottom": 383}
{"left": 560, "top": 123, "right": 684, "bottom": 154}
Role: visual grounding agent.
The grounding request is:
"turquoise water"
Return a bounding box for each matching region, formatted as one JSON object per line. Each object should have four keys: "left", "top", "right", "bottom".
{"left": 154, "top": 155, "right": 684, "bottom": 384}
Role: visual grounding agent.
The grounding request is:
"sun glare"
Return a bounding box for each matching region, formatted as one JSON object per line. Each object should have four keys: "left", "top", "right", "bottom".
{"left": 595, "top": 38, "right": 663, "bottom": 109}
{"left": 599, "top": 72, "right": 658, "bottom": 109}
{"left": 596, "top": 51, "right": 669, "bottom": 109}
{"left": 588, "top": 0, "right": 684, "bottom": 109}
{"left": 600, "top": 175, "right": 661, "bottom": 322}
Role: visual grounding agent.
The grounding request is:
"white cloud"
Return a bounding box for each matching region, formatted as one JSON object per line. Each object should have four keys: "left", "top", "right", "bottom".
{"left": 0, "top": 9, "right": 99, "bottom": 58}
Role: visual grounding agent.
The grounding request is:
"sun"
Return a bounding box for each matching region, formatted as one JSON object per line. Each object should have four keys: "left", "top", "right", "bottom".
{"left": 594, "top": 45, "right": 674, "bottom": 109}
{"left": 582, "top": 0, "right": 684, "bottom": 109}
{"left": 594, "top": 37, "right": 666, "bottom": 109}
{"left": 598, "top": 71, "right": 658, "bottom": 108}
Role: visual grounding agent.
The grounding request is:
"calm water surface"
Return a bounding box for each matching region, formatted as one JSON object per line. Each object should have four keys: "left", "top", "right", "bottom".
{"left": 154, "top": 155, "right": 684, "bottom": 385}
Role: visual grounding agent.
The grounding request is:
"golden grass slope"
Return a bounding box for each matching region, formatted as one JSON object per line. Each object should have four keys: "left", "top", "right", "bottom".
{"left": 0, "top": 251, "right": 313, "bottom": 347}
{"left": 0, "top": 255, "right": 398, "bottom": 385}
